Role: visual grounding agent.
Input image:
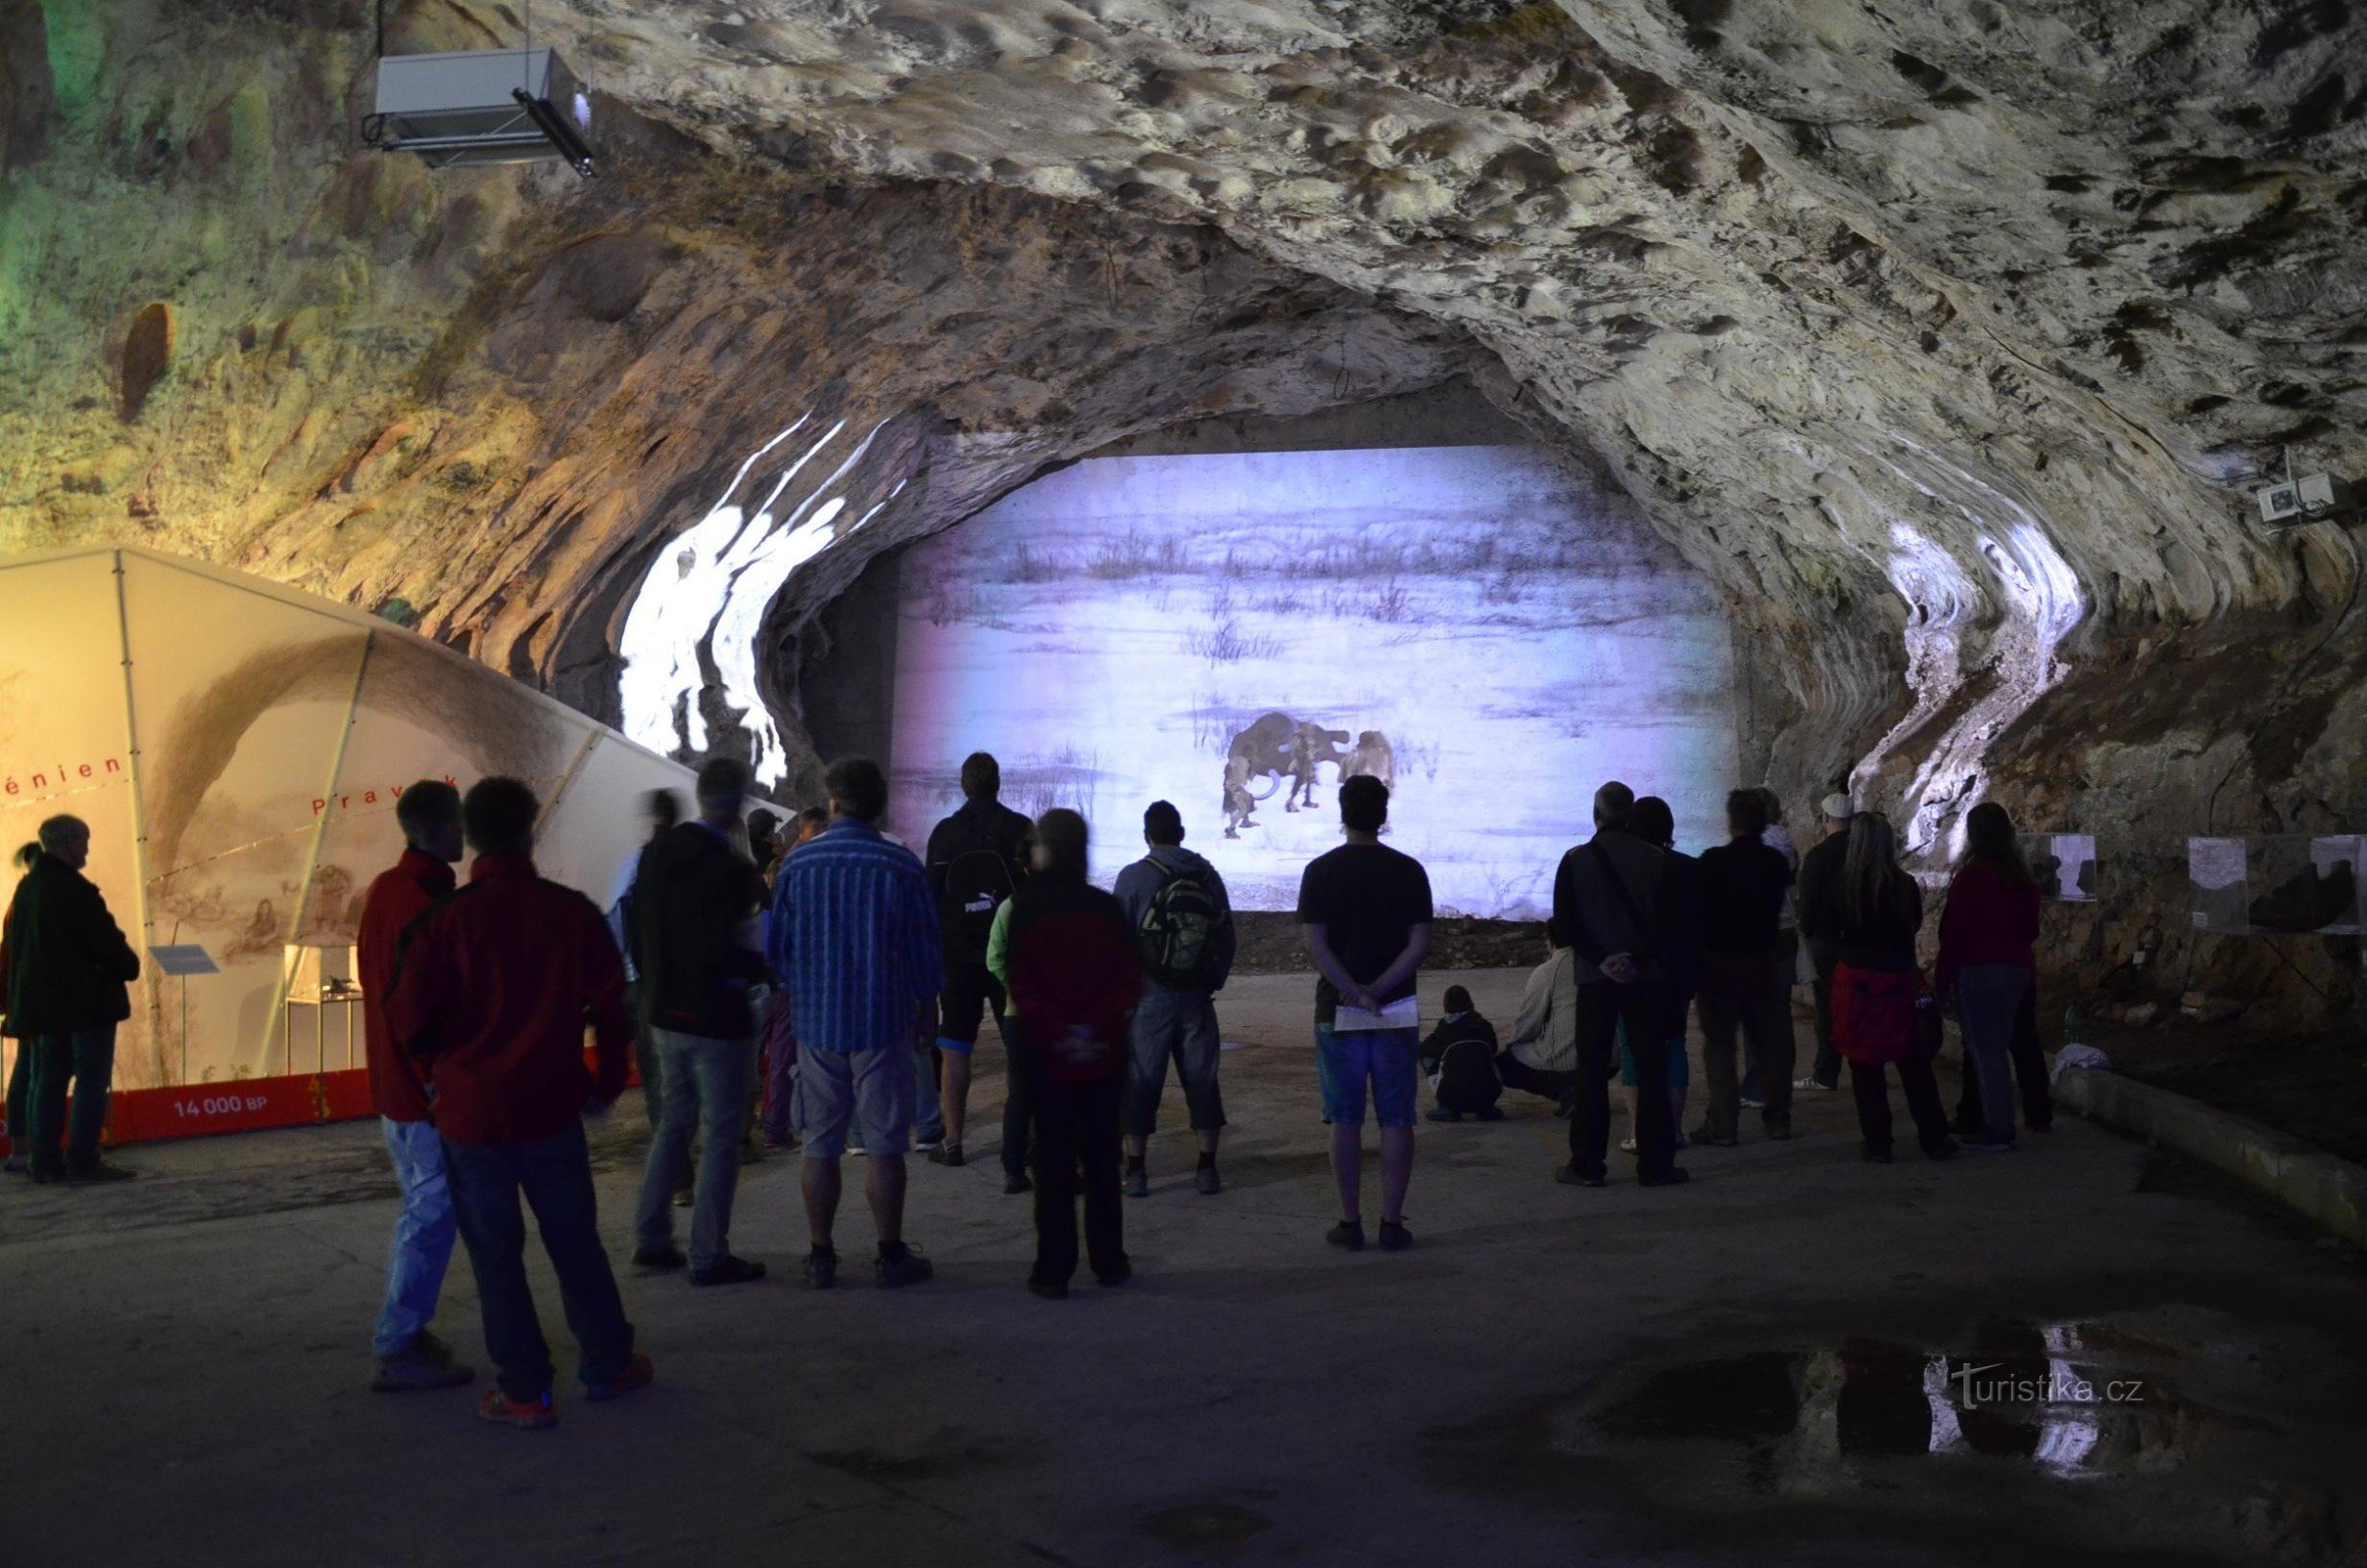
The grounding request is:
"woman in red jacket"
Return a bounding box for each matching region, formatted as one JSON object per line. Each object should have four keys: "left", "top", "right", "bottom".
{"left": 1936, "top": 803, "right": 2042, "bottom": 1152}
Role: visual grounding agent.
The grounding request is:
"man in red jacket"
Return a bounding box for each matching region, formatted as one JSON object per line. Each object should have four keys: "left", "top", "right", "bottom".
{"left": 385, "top": 776, "right": 650, "bottom": 1429}
{"left": 357, "top": 781, "right": 472, "bottom": 1394}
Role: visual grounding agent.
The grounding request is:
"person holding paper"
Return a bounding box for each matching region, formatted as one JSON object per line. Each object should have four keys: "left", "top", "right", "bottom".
{"left": 1296, "top": 774, "right": 1432, "bottom": 1254}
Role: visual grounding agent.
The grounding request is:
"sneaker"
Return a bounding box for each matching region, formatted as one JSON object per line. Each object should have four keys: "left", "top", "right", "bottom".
{"left": 1795, "top": 1076, "right": 1835, "bottom": 1092}
{"left": 1028, "top": 1279, "right": 1069, "bottom": 1300}
{"left": 1376, "top": 1219, "right": 1412, "bottom": 1252}
{"left": 1122, "top": 1166, "right": 1149, "bottom": 1199}
{"left": 1476, "top": 1105, "right": 1506, "bottom": 1122}
{"left": 1638, "top": 1166, "right": 1692, "bottom": 1188}
{"left": 631, "top": 1245, "right": 687, "bottom": 1273}
{"left": 914, "top": 1136, "right": 945, "bottom": 1154}
{"left": 66, "top": 1160, "right": 136, "bottom": 1185}
{"left": 1688, "top": 1125, "right": 1739, "bottom": 1148}
{"left": 1863, "top": 1146, "right": 1896, "bottom": 1163}
{"left": 927, "top": 1143, "right": 965, "bottom": 1167}
{"left": 1617, "top": 1136, "right": 1638, "bottom": 1153}
{"left": 1194, "top": 1165, "right": 1222, "bottom": 1196}
{"left": 1555, "top": 1164, "right": 1606, "bottom": 1188}
{"left": 370, "top": 1342, "right": 473, "bottom": 1394}
{"left": 737, "top": 1142, "right": 764, "bottom": 1166}
{"left": 478, "top": 1387, "right": 558, "bottom": 1429}
{"left": 804, "top": 1249, "right": 839, "bottom": 1290}
{"left": 1326, "top": 1220, "right": 1367, "bottom": 1251}
{"left": 1425, "top": 1106, "right": 1463, "bottom": 1123}
{"left": 1096, "top": 1261, "right": 1134, "bottom": 1288}
{"left": 670, "top": 1187, "right": 694, "bottom": 1209}
{"left": 584, "top": 1351, "right": 655, "bottom": 1402}
{"left": 1925, "top": 1139, "right": 1962, "bottom": 1160}
{"left": 876, "top": 1247, "right": 934, "bottom": 1289}
{"left": 1740, "top": 1095, "right": 1766, "bottom": 1110}
{"left": 1003, "top": 1171, "right": 1032, "bottom": 1196}
{"left": 689, "top": 1255, "right": 766, "bottom": 1287}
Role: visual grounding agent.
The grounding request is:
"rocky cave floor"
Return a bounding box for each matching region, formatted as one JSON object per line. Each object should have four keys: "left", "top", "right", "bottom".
{"left": 5, "top": 968, "right": 2364, "bottom": 1568}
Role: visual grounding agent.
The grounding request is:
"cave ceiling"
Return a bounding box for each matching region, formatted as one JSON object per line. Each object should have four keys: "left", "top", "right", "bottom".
{"left": 0, "top": 0, "right": 2361, "bottom": 837}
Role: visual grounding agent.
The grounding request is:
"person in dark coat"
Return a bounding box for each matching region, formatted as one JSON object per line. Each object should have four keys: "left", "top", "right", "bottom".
{"left": 4, "top": 815, "right": 141, "bottom": 1184}
{"left": 3, "top": 841, "right": 41, "bottom": 1173}
{"left": 990, "top": 808, "right": 1144, "bottom": 1298}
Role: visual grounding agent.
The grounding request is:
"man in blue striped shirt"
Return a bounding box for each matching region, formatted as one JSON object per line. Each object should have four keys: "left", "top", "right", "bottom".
{"left": 768, "top": 758, "right": 942, "bottom": 1290}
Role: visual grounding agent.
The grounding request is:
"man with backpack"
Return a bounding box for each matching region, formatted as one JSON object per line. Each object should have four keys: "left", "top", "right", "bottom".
{"left": 1111, "top": 800, "right": 1235, "bottom": 1197}
{"left": 923, "top": 753, "right": 1034, "bottom": 1187}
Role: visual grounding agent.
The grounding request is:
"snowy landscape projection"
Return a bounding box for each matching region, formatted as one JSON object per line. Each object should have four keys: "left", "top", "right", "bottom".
{"left": 880, "top": 444, "right": 1741, "bottom": 916}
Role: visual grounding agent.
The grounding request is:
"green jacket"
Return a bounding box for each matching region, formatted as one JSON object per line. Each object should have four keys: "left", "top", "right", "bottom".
{"left": 3, "top": 854, "right": 140, "bottom": 1037}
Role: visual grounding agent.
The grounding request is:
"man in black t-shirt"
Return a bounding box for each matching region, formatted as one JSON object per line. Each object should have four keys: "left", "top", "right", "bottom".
{"left": 923, "top": 753, "right": 1035, "bottom": 1188}
{"left": 1296, "top": 775, "right": 1431, "bottom": 1254}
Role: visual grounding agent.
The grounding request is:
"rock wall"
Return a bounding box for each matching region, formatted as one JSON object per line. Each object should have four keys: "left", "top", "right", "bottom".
{"left": 0, "top": 0, "right": 2361, "bottom": 1011}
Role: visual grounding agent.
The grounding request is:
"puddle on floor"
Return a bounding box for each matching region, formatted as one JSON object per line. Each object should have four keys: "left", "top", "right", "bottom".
{"left": 1432, "top": 1304, "right": 2366, "bottom": 1563}
{"left": 1597, "top": 1318, "right": 2205, "bottom": 1478}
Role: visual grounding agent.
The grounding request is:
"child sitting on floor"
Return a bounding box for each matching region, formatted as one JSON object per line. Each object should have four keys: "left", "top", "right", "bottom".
{"left": 1420, "top": 985, "right": 1504, "bottom": 1122}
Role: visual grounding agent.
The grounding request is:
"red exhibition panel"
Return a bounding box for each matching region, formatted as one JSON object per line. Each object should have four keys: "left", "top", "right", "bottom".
{"left": 0, "top": 1050, "right": 632, "bottom": 1155}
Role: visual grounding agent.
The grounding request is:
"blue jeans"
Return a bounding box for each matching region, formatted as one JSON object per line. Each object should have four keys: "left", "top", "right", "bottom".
{"left": 1954, "top": 965, "right": 2030, "bottom": 1145}
{"left": 633, "top": 1029, "right": 754, "bottom": 1273}
{"left": 442, "top": 1120, "right": 634, "bottom": 1401}
{"left": 1314, "top": 1024, "right": 1421, "bottom": 1129}
{"left": 912, "top": 1038, "right": 945, "bottom": 1147}
{"left": 25, "top": 1026, "right": 115, "bottom": 1179}
{"left": 374, "top": 1117, "right": 459, "bottom": 1358}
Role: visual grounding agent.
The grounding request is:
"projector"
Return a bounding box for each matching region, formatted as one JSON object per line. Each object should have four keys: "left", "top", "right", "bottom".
{"left": 368, "top": 47, "right": 595, "bottom": 176}
{"left": 2254, "top": 470, "right": 2348, "bottom": 526}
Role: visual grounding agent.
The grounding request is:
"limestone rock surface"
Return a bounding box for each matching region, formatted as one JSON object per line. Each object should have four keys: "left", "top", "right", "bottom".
{"left": 0, "top": 0, "right": 2360, "bottom": 1005}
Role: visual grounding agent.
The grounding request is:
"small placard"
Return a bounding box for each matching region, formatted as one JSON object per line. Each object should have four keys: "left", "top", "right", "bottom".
{"left": 148, "top": 944, "right": 220, "bottom": 977}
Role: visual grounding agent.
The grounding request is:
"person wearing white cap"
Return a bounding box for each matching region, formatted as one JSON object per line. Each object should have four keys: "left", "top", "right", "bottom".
{"left": 1793, "top": 792, "right": 1857, "bottom": 1091}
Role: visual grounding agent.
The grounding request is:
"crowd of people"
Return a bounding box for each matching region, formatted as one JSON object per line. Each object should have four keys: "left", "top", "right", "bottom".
{"left": 0, "top": 751, "right": 2052, "bottom": 1431}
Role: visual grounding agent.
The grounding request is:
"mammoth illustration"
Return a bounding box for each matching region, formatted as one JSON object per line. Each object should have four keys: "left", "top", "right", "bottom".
{"left": 1340, "top": 730, "right": 1395, "bottom": 793}
{"left": 1222, "top": 712, "right": 1392, "bottom": 835}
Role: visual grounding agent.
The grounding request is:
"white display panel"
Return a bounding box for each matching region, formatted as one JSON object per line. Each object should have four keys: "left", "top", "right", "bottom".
{"left": 879, "top": 445, "right": 1742, "bottom": 916}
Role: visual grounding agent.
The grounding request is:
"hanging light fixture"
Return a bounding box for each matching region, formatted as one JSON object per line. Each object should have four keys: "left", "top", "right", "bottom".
{"left": 363, "top": 0, "right": 596, "bottom": 176}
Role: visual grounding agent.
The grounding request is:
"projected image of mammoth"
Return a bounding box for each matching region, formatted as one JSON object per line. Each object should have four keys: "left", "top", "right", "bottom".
{"left": 879, "top": 443, "right": 1742, "bottom": 913}
{"left": 1222, "top": 714, "right": 1395, "bottom": 836}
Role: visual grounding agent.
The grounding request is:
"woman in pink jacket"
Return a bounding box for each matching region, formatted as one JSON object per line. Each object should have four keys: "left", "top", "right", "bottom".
{"left": 1936, "top": 803, "right": 2042, "bottom": 1152}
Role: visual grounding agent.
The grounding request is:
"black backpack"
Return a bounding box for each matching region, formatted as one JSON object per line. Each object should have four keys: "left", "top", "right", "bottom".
{"left": 943, "top": 844, "right": 1017, "bottom": 956}
{"left": 1137, "top": 860, "right": 1229, "bottom": 990}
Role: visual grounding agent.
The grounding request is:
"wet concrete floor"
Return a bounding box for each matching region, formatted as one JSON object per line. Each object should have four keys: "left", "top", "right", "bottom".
{"left": 2, "top": 969, "right": 2362, "bottom": 1565}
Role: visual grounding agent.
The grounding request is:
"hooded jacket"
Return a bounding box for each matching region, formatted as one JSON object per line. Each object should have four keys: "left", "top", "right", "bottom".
{"left": 3, "top": 854, "right": 139, "bottom": 1037}
{"left": 630, "top": 819, "right": 769, "bottom": 1040}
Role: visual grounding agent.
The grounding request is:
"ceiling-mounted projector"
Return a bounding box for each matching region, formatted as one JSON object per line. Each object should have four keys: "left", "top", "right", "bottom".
{"left": 367, "top": 47, "right": 595, "bottom": 176}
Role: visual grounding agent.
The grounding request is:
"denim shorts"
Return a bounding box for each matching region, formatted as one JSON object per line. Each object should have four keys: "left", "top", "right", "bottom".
{"left": 794, "top": 1045, "right": 914, "bottom": 1158}
{"left": 1315, "top": 1024, "right": 1421, "bottom": 1129}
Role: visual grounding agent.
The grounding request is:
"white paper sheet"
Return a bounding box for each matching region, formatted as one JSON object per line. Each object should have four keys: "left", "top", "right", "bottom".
{"left": 1332, "top": 995, "right": 1419, "bottom": 1034}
